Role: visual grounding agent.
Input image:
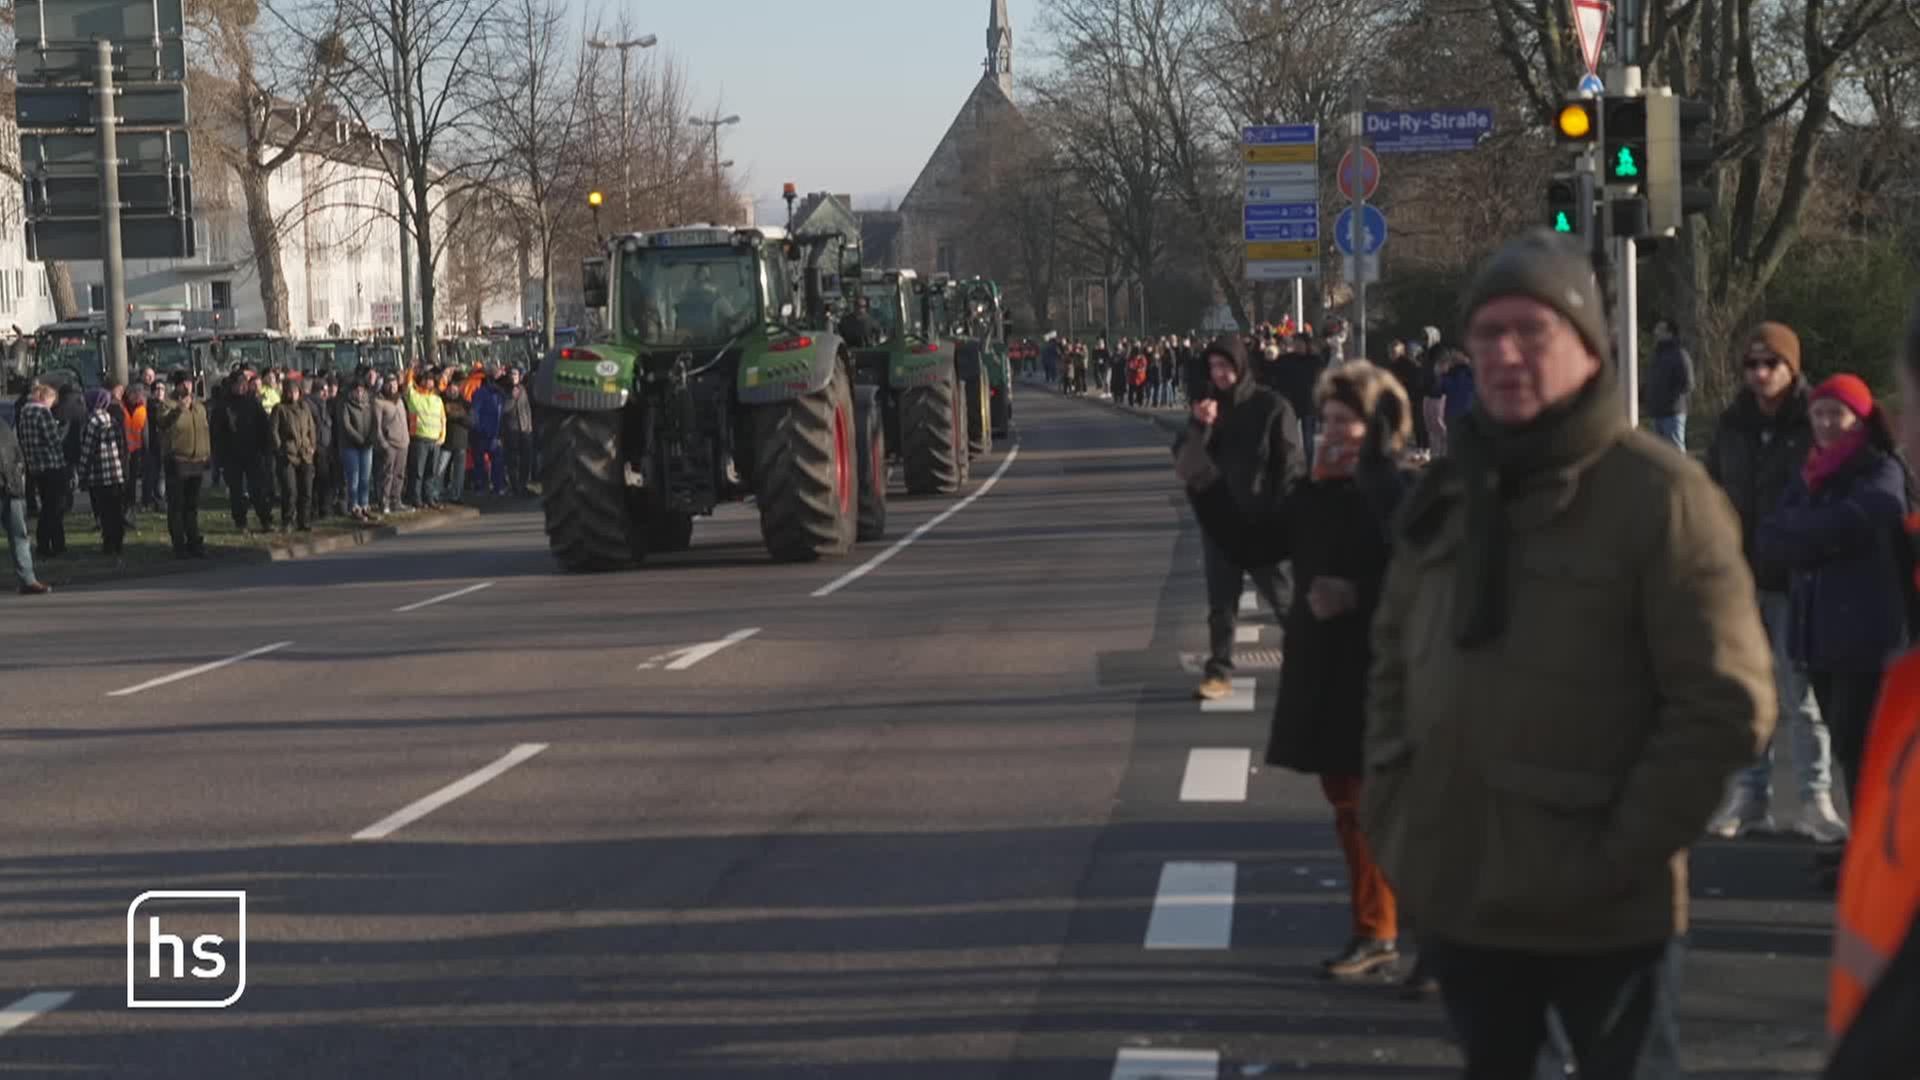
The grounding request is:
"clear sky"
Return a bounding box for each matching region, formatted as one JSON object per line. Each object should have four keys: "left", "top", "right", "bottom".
{"left": 581, "top": 0, "right": 1045, "bottom": 216}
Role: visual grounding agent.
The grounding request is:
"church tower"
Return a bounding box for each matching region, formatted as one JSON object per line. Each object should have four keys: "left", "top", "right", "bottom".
{"left": 986, "top": 0, "right": 1013, "bottom": 97}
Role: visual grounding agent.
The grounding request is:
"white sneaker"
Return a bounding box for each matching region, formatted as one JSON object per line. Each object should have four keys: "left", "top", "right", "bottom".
{"left": 1706, "top": 790, "right": 1773, "bottom": 838}
{"left": 1796, "top": 791, "right": 1850, "bottom": 845}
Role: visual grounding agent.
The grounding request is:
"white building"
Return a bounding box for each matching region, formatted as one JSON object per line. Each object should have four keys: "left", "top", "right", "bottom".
{"left": 0, "top": 122, "right": 62, "bottom": 334}
{"left": 61, "top": 112, "right": 521, "bottom": 338}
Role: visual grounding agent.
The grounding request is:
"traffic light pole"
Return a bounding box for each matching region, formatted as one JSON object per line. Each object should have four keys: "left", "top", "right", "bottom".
{"left": 1612, "top": 64, "right": 1643, "bottom": 427}
{"left": 1350, "top": 81, "right": 1366, "bottom": 363}
{"left": 96, "top": 40, "right": 129, "bottom": 387}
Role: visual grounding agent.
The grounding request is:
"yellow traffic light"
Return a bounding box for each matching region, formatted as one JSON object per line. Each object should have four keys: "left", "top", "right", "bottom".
{"left": 1556, "top": 102, "right": 1594, "bottom": 140}
{"left": 587, "top": 190, "right": 604, "bottom": 208}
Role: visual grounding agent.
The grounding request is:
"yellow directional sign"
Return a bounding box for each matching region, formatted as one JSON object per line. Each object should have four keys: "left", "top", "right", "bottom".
{"left": 1242, "top": 144, "right": 1318, "bottom": 164}
{"left": 1245, "top": 240, "right": 1318, "bottom": 261}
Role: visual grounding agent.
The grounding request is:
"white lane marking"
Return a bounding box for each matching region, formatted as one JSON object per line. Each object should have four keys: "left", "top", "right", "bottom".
{"left": 1199, "top": 677, "right": 1256, "bottom": 713}
{"left": 637, "top": 628, "right": 762, "bottom": 671}
{"left": 1234, "top": 624, "right": 1260, "bottom": 644}
{"left": 811, "top": 443, "right": 1022, "bottom": 598}
{"left": 107, "top": 641, "right": 294, "bottom": 698}
{"left": 1238, "top": 590, "right": 1256, "bottom": 614}
{"left": 393, "top": 580, "right": 494, "bottom": 613}
{"left": 353, "top": 744, "right": 549, "bottom": 841}
{"left": 1143, "top": 861, "right": 1235, "bottom": 950}
{"left": 1180, "top": 748, "right": 1251, "bottom": 803}
{"left": 1111, "top": 1047, "right": 1220, "bottom": 1080}
{"left": 0, "top": 991, "right": 73, "bottom": 1036}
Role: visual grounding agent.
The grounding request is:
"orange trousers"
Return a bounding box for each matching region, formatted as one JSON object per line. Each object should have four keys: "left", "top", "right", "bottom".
{"left": 1320, "top": 773, "right": 1400, "bottom": 941}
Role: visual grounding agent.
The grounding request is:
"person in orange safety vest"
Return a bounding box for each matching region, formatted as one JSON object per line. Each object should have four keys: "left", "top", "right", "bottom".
{"left": 1826, "top": 299, "right": 1920, "bottom": 1078}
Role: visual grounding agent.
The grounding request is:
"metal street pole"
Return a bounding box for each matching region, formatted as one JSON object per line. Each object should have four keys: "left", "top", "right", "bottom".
{"left": 1292, "top": 279, "right": 1305, "bottom": 333}
{"left": 1349, "top": 81, "right": 1367, "bottom": 364}
{"left": 1613, "top": 64, "right": 1643, "bottom": 425}
{"left": 96, "top": 40, "right": 128, "bottom": 385}
{"left": 586, "top": 36, "right": 657, "bottom": 227}
{"left": 398, "top": 152, "right": 414, "bottom": 366}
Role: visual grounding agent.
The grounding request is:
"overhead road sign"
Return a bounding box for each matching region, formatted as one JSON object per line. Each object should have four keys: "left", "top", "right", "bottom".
{"left": 1244, "top": 122, "right": 1320, "bottom": 283}
{"left": 1364, "top": 108, "right": 1495, "bottom": 153}
{"left": 28, "top": 214, "right": 194, "bottom": 261}
{"left": 19, "top": 39, "right": 185, "bottom": 83}
{"left": 23, "top": 129, "right": 190, "bottom": 175}
{"left": 26, "top": 171, "right": 186, "bottom": 216}
{"left": 17, "top": 84, "right": 188, "bottom": 129}
{"left": 1333, "top": 205, "right": 1388, "bottom": 256}
{"left": 16, "top": 0, "right": 184, "bottom": 44}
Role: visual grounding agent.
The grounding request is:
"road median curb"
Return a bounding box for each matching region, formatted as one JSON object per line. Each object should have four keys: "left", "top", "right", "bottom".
{"left": 264, "top": 505, "right": 482, "bottom": 561}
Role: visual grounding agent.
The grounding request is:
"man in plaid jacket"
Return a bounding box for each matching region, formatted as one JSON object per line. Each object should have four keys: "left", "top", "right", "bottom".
{"left": 17, "top": 382, "right": 69, "bottom": 558}
{"left": 76, "top": 388, "right": 127, "bottom": 557}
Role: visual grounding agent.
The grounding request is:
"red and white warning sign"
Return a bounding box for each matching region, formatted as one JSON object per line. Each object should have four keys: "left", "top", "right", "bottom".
{"left": 1572, "top": 0, "right": 1610, "bottom": 76}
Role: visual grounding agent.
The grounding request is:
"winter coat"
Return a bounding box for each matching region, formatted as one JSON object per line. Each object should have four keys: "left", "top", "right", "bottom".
{"left": 336, "top": 387, "right": 377, "bottom": 451}
{"left": 271, "top": 396, "right": 317, "bottom": 466}
{"left": 307, "top": 396, "right": 333, "bottom": 456}
{"left": 213, "top": 394, "right": 273, "bottom": 462}
{"left": 1642, "top": 339, "right": 1695, "bottom": 419}
{"left": 469, "top": 382, "right": 502, "bottom": 444}
{"left": 501, "top": 383, "right": 533, "bottom": 435}
{"left": 1193, "top": 465, "right": 1410, "bottom": 776}
{"left": 1362, "top": 382, "right": 1773, "bottom": 953}
{"left": 1705, "top": 382, "right": 1815, "bottom": 591}
{"left": 56, "top": 389, "right": 85, "bottom": 465}
{"left": 442, "top": 393, "right": 472, "bottom": 454}
{"left": 0, "top": 418, "right": 26, "bottom": 496}
{"left": 76, "top": 410, "right": 125, "bottom": 489}
{"left": 1439, "top": 364, "right": 1476, "bottom": 421}
{"left": 1756, "top": 445, "right": 1911, "bottom": 674}
{"left": 1173, "top": 340, "right": 1305, "bottom": 525}
{"left": 153, "top": 398, "right": 212, "bottom": 467}
{"left": 1260, "top": 349, "right": 1322, "bottom": 424}
{"left": 374, "top": 395, "right": 411, "bottom": 453}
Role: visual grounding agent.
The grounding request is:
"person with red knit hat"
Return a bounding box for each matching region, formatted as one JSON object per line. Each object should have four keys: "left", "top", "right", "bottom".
{"left": 1757, "top": 370, "right": 1912, "bottom": 817}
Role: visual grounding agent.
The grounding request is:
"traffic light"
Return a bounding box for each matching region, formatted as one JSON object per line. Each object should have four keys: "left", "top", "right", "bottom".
{"left": 1602, "top": 95, "right": 1648, "bottom": 187}
{"left": 1555, "top": 98, "right": 1597, "bottom": 146}
{"left": 1647, "top": 91, "right": 1715, "bottom": 234}
{"left": 1547, "top": 172, "right": 1594, "bottom": 238}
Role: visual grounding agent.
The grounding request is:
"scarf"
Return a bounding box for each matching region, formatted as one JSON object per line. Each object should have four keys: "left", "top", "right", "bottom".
{"left": 1803, "top": 427, "right": 1869, "bottom": 496}
{"left": 1447, "top": 371, "right": 1624, "bottom": 648}
{"left": 1312, "top": 436, "right": 1359, "bottom": 482}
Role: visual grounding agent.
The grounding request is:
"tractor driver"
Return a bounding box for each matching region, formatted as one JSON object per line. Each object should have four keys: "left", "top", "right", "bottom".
{"left": 673, "top": 264, "right": 740, "bottom": 341}
{"left": 838, "top": 296, "right": 885, "bottom": 348}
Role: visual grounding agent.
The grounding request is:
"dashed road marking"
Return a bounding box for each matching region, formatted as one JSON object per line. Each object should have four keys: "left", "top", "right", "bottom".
{"left": 393, "top": 580, "right": 494, "bottom": 613}
{"left": 1234, "top": 624, "right": 1260, "bottom": 644}
{"left": 1199, "top": 677, "right": 1256, "bottom": 713}
{"left": 811, "top": 444, "right": 1022, "bottom": 598}
{"left": 353, "top": 743, "right": 549, "bottom": 841}
{"left": 1143, "top": 861, "right": 1235, "bottom": 950}
{"left": 107, "top": 641, "right": 294, "bottom": 698}
{"left": 1180, "top": 748, "right": 1251, "bottom": 803}
{"left": 0, "top": 991, "right": 72, "bottom": 1036}
{"left": 1111, "top": 1047, "right": 1219, "bottom": 1079}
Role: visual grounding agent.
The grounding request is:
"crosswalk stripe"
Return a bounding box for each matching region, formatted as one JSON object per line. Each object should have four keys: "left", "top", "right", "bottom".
{"left": 1111, "top": 1047, "right": 1219, "bottom": 1079}
{"left": 1179, "top": 748, "right": 1250, "bottom": 802}
{"left": 1199, "top": 677, "right": 1256, "bottom": 713}
{"left": 1144, "top": 861, "right": 1235, "bottom": 949}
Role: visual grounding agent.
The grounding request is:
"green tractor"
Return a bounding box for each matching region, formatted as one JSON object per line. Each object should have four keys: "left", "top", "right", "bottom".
{"left": 958, "top": 277, "right": 1015, "bottom": 442}
{"left": 847, "top": 269, "right": 969, "bottom": 497}
{"left": 530, "top": 225, "right": 885, "bottom": 570}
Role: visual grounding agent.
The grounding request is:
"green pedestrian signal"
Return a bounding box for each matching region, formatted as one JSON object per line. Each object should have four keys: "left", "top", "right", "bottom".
{"left": 1554, "top": 211, "right": 1573, "bottom": 233}
{"left": 1614, "top": 147, "right": 1640, "bottom": 179}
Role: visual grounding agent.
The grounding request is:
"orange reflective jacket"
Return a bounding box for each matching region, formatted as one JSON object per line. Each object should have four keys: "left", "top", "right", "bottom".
{"left": 126, "top": 404, "right": 147, "bottom": 453}
{"left": 1830, "top": 646, "right": 1920, "bottom": 1037}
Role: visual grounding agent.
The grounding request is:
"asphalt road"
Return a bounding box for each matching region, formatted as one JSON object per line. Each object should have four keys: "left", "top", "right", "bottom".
{"left": 0, "top": 386, "right": 1832, "bottom": 1078}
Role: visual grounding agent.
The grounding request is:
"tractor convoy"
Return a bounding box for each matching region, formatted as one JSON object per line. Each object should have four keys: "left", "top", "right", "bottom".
{"left": 529, "top": 210, "right": 1015, "bottom": 572}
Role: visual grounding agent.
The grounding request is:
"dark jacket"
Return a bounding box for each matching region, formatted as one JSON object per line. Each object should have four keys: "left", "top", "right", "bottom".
{"left": 0, "top": 418, "right": 25, "bottom": 496}
{"left": 1175, "top": 340, "right": 1305, "bottom": 523}
{"left": 1439, "top": 364, "right": 1476, "bottom": 421}
{"left": 307, "top": 395, "right": 333, "bottom": 456}
{"left": 1194, "top": 465, "right": 1410, "bottom": 775}
{"left": 153, "top": 399, "right": 212, "bottom": 466}
{"left": 213, "top": 393, "right": 272, "bottom": 462}
{"left": 1643, "top": 338, "right": 1694, "bottom": 419}
{"left": 336, "top": 386, "right": 378, "bottom": 451}
{"left": 56, "top": 388, "right": 85, "bottom": 465}
{"left": 1258, "top": 349, "right": 1322, "bottom": 424}
{"left": 442, "top": 392, "right": 472, "bottom": 454}
{"left": 1706, "top": 383, "right": 1815, "bottom": 591}
{"left": 1757, "top": 446, "right": 1911, "bottom": 674}
{"left": 271, "top": 396, "right": 317, "bottom": 465}
{"left": 501, "top": 383, "right": 533, "bottom": 435}
{"left": 469, "top": 383, "right": 501, "bottom": 444}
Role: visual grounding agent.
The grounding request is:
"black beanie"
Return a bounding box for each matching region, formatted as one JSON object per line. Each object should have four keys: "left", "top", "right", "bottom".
{"left": 1461, "top": 229, "right": 1610, "bottom": 362}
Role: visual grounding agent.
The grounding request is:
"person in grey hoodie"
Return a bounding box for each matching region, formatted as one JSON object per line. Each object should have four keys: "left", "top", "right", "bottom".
{"left": 372, "top": 376, "right": 411, "bottom": 516}
{"left": 335, "top": 380, "right": 379, "bottom": 521}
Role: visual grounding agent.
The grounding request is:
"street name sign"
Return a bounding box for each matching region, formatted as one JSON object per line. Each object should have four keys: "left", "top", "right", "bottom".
{"left": 1363, "top": 108, "right": 1495, "bottom": 153}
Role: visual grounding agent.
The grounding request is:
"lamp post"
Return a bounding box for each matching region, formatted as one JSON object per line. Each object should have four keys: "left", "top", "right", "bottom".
{"left": 688, "top": 112, "right": 740, "bottom": 220}
{"left": 585, "top": 33, "right": 658, "bottom": 224}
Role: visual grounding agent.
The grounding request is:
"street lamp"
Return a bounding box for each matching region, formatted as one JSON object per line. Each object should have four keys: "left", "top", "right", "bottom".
{"left": 688, "top": 112, "right": 740, "bottom": 220}
{"left": 586, "top": 33, "right": 658, "bottom": 225}
{"left": 588, "top": 189, "right": 604, "bottom": 236}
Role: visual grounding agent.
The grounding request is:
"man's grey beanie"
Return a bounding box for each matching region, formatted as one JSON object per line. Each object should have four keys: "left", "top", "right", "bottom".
{"left": 1460, "top": 229, "right": 1611, "bottom": 362}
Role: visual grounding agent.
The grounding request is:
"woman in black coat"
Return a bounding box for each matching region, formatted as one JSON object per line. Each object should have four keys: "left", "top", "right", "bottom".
{"left": 1182, "top": 359, "right": 1414, "bottom": 981}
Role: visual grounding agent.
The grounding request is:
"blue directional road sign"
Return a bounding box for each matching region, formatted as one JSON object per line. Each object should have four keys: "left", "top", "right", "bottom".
{"left": 1244, "top": 221, "right": 1319, "bottom": 242}
{"left": 1363, "top": 108, "right": 1494, "bottom": 153}
{"left": 1244, "top": 203, "right": 1318, "bottom": 223}
{"left": 1578, "top": 73, "right": 1606, "bottom": 94}
{"left": 1333, "top": 206, "right": 1387, "bottom": 256}
{"left": 1240, "top": 123, "right": 1318, "bottom": 145}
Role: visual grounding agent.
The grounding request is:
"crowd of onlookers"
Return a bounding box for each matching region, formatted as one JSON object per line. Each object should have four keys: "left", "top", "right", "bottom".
{"left": 1029, "top": 231, "right": 1920, "bottom": 1075}
{"left": 0, "top": 358, "right": 538, "bottom": 595}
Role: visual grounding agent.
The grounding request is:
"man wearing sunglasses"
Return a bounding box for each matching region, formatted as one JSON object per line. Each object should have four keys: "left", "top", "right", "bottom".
{"left": 1704, "top": 323, "right": 1847, "bottom": 844}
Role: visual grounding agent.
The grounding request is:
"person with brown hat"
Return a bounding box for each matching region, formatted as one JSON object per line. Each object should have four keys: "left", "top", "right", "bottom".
{"left": 1361, "top": 229, "right": 1775, "bottom": 1077}
{"left": 1702, "top": 322, "right": 1847, "bottom": 843}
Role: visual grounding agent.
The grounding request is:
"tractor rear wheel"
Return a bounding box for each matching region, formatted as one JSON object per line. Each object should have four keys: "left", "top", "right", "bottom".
{"left": 751, "top": 366, "right": 857, "bottom": 561}
{"left": 965, "top": 375, "right": 991, "bottom": 458}
{"left": 855, "top": 388, "right": 888, "bottom": 541}
{"left": 901, "top": 363, "right": 963, "bottom": 495}
{"left": 538, "top": 409, "right": 640, "bottom": 571}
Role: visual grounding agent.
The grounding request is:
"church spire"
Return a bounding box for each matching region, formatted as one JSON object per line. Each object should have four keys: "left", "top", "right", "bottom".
{"left": 985, "top": 0, "right": 1012, "bottom": 96}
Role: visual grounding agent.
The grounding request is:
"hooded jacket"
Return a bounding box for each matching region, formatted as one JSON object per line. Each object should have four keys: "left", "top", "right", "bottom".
{"left": 213, "top": 391, "right": 272, "bottom": 462}
{"left": 374, "top": 392, "right": 411, "bottom": 453}
{"left": 1706, "top": 382, "right": 1815, "bottom": 592}
{"left": 1175, "top": 337, "right": 1304, "bottom": 523}
{"left": 336, "top": 385, "right": 378, "bottom": 451}
{"left": 271, "top": 394, "right": 318, "bottom": 465}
